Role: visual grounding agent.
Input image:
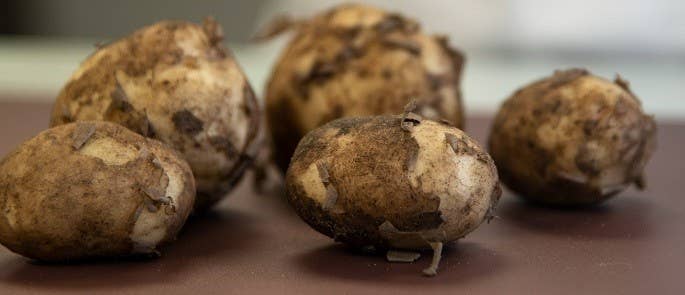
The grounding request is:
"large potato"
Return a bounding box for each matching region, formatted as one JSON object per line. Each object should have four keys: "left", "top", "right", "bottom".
{"left": 286, "top": 112, "right": 500, "bottom": 275}
{"left": 0, "top": 121, "right": 195, "bottom": 261}
{"left": 50, "top": 18, "right": 259, "bottom": 211}
{"left": 489, "top": 69, "right": 657, "bottom": 205}
{"left": 265, "top": 4, "right": 465, "bottom": 172}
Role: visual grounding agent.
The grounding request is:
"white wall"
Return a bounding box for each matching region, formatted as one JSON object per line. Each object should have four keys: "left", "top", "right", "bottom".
{"left": 256, "top": 0, "right": 685, "bottom": 54}
{"left": 1, "top": 0, "right": 684, "bottom": 119}
{"left": 507, "top": 0, "right": 685, "bottom": 55}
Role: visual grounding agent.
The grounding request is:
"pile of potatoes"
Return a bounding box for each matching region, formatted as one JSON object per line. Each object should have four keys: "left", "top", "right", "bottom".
{"left": 0, "top": 3, "right": 656, "bottom": 277}
{"left": 0, "top": 18, "right": 259, "bottom": 261}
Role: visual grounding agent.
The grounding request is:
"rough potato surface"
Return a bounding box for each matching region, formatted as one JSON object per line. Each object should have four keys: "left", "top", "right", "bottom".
{"left": 266, "top": 4, "right": 465, "bottom": 171}
{"left": 50, "top": 18, "right": 259, "bottom": 211}
{"left": 286, "top": 115, "right": 500, "bottom": 250}
{"left": 0, "top": 121, "right": 195, "bottom": 261}
{"left": 489, "top": 69, "right": 657, "bottom": 205}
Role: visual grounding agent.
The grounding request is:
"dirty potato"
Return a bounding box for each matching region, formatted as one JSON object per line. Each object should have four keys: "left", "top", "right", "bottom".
{"left": 489, "top": 69, "right": 657, "bottom": 205}
{"left": 0, "top": 121, "right": 195, "bottom": 261}
{"left": 286, "top": 110, "right": 500, "bottom": 276}
{"left": 50, "top": 18, "right": 259, "bottom": 211}
{"left": 264, "top": 4, "right": 465, "bottom": 172}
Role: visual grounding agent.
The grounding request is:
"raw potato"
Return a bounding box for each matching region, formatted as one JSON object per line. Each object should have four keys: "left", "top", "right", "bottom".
{"left": 489, "top": 69, "right": 657, "bottom": 205}
{"left": 50, "top": 18, "right": 260, "bottom": 211}
{"left": 265, "top": 4, "right": 465, "bottom": 172}
{"left": 0, "top": 121, "right": 195, "bottom": 261}
{"left": 286, "top": 112, "right": 500, "bottom": 276}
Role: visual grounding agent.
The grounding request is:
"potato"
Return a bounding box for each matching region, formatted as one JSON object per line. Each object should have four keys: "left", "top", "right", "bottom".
{"left": 0, "top": 121, "right": 195, "bottom": 261}
{"left": 50, "top": 18, "right": 260, "bottom": 211}
{"left": 264, "top": 4, "right": 465, "bottom": 172}
{"left": 285, "top": 110, "right": 500, "bottom": 276}
{"left": 488, "top": 69, "right": 657, "bottom": 205}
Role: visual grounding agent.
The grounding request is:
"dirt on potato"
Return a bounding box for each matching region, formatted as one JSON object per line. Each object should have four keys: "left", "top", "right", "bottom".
{"left": 286, "top": 111, "right": 500, "bottom": 275}
{"left": 263, "top": 4, "right": 465, "bottom": 172}
{"left": 0, "top": 121, "right": 195, "bottom": 261}
{"left": 50, "top": 18, "right": 260, "bottom": 211}
{"left": 489, "top": 69, "right": 657, "bottom": 205}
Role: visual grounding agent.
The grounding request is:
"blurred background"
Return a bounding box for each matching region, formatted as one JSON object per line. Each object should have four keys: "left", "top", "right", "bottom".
{"left": 1, "top": 0, "right": 684, "bottom": 119}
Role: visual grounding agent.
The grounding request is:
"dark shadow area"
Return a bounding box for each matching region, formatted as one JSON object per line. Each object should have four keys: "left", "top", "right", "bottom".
{"left": 0, "top": 254, "right": 174, "bottom": 290}
{"left": 167, "top": 208, "right": 264, "bottom": 259}
{"left": 294, "top": 241, "right": 507, "bottom": 285}
{"left": 0, "top": 208, "right": 264, "bottom": 290}
{"left": 267, "top": 190, "right": 303, "bottom": 221}
{"left": 1, "top": 0, "right": 269, "bottom": 42}
{"left": 497, "top": 195, "right": 653, "bottom": 239}
{"left": 229, "top": 175, "right": 300, "bottom": 221}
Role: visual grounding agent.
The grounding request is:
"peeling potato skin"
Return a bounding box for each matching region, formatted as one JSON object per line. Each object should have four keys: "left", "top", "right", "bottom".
{"left": 50, "top": 19, "right": 260, "bottom": 211}
{"left": 286, "top": 116, "right": 500, "bottom": 250}
{"left": 0, "top": 121, "right": 195, "bottom": 261}
{"left": 266, "top": 4, "right": 465, "bottom": 172}
{"left": 488, "top": 69, "right": 657, "bottom": 205}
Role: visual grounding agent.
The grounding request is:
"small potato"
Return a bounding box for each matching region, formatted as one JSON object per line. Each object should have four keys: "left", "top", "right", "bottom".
{"left": 50, "top": 18, "right": 259, "bottom": 211}
{"left": 264, "top": 4, "right": 465, "bottom": 172}
{"left": 0, "top": 121, "right": 195, "bottom": 261}
{"left": 286, "top": 112, "right": 500, "bottom": 275}
{"left": 489, "top": 69, "right": 657, "bottom": 205}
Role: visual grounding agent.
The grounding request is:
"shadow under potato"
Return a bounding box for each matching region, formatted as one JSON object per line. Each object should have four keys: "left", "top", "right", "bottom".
{"left": 0, "top": 208, "right": 264, "bottom": 290}
{"left": 294, "top": 241, "right": 507, "bottom": 285}
{"left": 497, "top": 193, "right": 653, "bottom": 240}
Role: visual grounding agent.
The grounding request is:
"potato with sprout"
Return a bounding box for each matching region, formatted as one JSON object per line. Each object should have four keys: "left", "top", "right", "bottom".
{"left": 0, "top": 121, "right": 195, "bottom": 261}
{"left": 50, "top": 18, "right": 260, "bottom": 211}
{"left": 489, "top": 69, "right": 657, "bottom": 205}
{"left": 262, "top": 4, "right": 465, "bottom": 172}
{"left": 285, "top": 107, "right": 500, "bottom": 276}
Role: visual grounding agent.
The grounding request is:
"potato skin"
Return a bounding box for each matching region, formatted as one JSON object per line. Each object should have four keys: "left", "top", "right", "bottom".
{"left": 0, "top": 121, "right": 195, "bottom": 261}
{"left": 286, "top": 115, "right": 500, "bottom": 250}
{"left": 488, "top": 69, "right": 657, "bottom": 205}
{"left": 266, "top": 4, "right": 465, "bottom": 172}
{"left": 50, "top": 19, "right": 259, "bottom": 211}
